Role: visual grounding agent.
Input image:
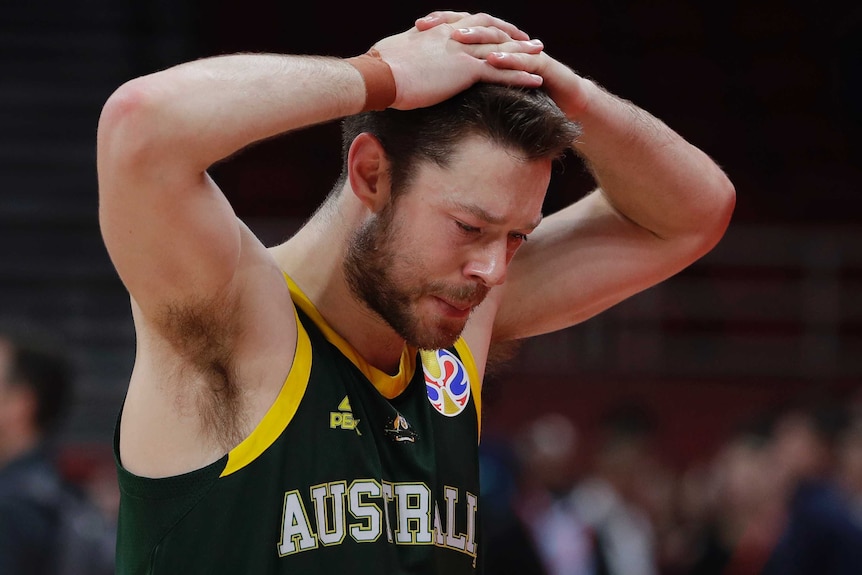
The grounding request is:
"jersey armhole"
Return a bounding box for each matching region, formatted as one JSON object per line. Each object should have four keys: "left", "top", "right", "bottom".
{"left": 220, "top": 303, "right": 313, "bottom": 477}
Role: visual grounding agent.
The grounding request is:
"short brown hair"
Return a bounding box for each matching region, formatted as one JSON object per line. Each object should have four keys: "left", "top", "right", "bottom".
{"left": 338, "top": 83, "right": 581, "bottom": 195}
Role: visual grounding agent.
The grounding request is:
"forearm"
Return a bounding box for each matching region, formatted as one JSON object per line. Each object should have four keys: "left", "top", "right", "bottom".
{"left": 571, "top": 77, "right": 735, "bottom": 241}
{"left": 537, "top": 55, "right": 734, "bottom": 244}
{"left": 98, "top": 54, "right": 366, "bottom": 174}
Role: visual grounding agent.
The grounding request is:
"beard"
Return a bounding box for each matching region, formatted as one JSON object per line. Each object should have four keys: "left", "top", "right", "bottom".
{"left": 343, "top": 204, "right": 488, "bottom": 350}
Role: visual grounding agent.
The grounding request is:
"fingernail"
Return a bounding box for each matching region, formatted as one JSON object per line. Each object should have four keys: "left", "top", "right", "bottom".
{"left": 529, "top": 39, "right": 543, "bottom": 45}
{"left": 459, "top": 27, "right": 473, "bottom": 34}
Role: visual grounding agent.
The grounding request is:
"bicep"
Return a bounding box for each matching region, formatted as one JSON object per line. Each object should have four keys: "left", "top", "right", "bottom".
{"left": 99, "top": 166, "right": 243, "bottom": 316}
{"left": 491, "top": 190, "right": 704, "bottom": 341}
{"left": 96, "top": 78, "right": 254, "bottom": 318}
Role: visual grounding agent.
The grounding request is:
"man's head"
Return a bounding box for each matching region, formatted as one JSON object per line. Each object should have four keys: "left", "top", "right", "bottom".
{"left": 0, "top": 323, "right": 73, "bottom": 463}
{"left": 338, "top": 84, "right": 580, "bottom": 349}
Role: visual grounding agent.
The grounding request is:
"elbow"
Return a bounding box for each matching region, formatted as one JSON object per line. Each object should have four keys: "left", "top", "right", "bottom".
{"left": 97, "top": 77, "right": 166, "bottom": 170}
{"left": 709, "top": 170, "right": 736, "bottom": 241}
{"left": 99, "top": 78, "right": 149, "bottom": 131}
{"left": 694, "top": 169, "right": 736, "bottom": 256}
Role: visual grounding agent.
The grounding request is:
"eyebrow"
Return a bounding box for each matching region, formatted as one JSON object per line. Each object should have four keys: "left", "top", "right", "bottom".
{"left": 453, "top": 201, "right": 543, "bottom": 230}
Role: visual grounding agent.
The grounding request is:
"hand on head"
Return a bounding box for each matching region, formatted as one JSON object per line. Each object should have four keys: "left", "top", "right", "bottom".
{"left": 372, "top": 10, "right": 546, "bottom": 110}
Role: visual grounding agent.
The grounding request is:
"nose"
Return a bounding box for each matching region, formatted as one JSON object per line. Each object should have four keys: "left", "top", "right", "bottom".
{"left": 463, "top": 241, "right": 509, "bottom": 287}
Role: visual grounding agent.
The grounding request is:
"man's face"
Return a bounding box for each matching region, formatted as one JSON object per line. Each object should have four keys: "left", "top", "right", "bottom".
{"left": 344, "top": 136, "right": 551, "bottom": 350}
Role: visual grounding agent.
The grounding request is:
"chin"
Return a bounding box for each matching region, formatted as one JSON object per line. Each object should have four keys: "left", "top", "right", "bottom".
{"left": 410, "top": 319, "right": 466, "bottom": 351}
{"left": 389, "top": 298, "right": 469, "bottom": 351}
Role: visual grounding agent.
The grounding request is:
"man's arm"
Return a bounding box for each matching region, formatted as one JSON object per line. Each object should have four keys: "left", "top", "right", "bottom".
{"left": 97, "top": 12, "right": 545, "bottom": 323}
{"left": 487, "top": 51, "right": 736, "bottom": 341}
{"left": 97, "top": 55, "right": 365, "bottom": 318}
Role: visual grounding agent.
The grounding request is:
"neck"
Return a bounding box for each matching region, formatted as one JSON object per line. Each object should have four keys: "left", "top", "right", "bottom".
{"left": 272, "top": 194, "right": 407, "bottom": 374}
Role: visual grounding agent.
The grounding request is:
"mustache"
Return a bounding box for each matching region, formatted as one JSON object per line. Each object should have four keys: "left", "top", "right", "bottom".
{"left": 424, "top": 281, "right": 490, "bottom": 308}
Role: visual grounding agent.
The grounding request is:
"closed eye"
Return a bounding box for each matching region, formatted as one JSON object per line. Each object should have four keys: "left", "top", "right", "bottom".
{"left": 507, "top": 232, "right": 528, "bottom": 256}
{"left": 455, "top": 220, "right": 480, "bottom": 234}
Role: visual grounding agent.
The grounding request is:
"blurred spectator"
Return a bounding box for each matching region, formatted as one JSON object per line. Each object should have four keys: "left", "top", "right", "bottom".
{"left": 514, "top": 412, "right": 606, "bottom": 575}
{"left": 568, "top": 402, "right": 662, "bottom": 575}
{"left": 759, "top": 397, "right": 862, "bottom": 575}
{"left": 0, "top": 322, "right": 115, "bottom": 575}
{"left": 479, "top": 436, "right": 548, "bottom": 575}
{"left": 837, "top": 397, "right": 862, "bottom": 521}
{"left": 674, "top": 416, "right": 784, "bottom": 575}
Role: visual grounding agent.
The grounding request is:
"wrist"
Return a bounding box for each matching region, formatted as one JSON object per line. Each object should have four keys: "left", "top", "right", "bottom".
{"left": 346, "top": 49, "right": 397, "bottom": 112}
{"left": 559, "top": 72, "right": 595, "bottom": 122}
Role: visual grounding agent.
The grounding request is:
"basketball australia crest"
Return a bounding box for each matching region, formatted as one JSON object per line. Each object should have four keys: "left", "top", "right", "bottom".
{"left": 385, "top": 414, "right": 419, "bottom": 443}
{"left": 420, "top": 349, "right": 471, "bottom": 417}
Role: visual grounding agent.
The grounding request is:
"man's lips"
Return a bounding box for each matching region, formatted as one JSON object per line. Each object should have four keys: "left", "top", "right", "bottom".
{"left": 440, "top": 299, "right": 471, "bottom": 312}
{"left": 435, "top": 295, "right": 483, "bottom": 313}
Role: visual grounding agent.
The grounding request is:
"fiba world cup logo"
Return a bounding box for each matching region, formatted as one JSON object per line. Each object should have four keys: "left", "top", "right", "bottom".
{"left": 420, "top": 349, "right": 471, "bottom": 417}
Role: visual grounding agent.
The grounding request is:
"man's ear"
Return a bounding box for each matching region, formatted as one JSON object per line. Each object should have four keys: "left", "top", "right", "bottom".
{"left": 347, "top": 132, "right": 392, "bottom": 213}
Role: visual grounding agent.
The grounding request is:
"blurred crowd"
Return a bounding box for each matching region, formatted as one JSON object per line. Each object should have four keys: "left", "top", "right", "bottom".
{"left": 480, "top": 392, "right": 862, "bottom": 575}
{"left": 0, "top": 321, "right": 117, "bottom": 575}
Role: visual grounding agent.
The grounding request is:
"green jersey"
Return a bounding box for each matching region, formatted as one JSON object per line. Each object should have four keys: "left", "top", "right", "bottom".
{"left": 114, "top": 275, "right": 484, "bottom": 574}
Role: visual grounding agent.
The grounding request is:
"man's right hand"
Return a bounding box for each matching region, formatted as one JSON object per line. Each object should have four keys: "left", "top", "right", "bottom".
{"left": 374, "top": 11, "right": 546, "bottom": 111}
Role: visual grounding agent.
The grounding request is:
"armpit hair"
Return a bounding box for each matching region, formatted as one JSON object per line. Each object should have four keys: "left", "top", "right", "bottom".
{"left": 485, "top": 339, "right": 524, "bottom": 378}
{"left": 159, "top": 297, "right": 247, "bottom": 451}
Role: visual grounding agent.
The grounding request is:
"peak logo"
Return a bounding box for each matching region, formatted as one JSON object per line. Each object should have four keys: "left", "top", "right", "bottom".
{"left": 420, "top": 349, "right": 470, "bottom": 417}
{"left": 330, "top": 395, "right": 360, "bottom": 434}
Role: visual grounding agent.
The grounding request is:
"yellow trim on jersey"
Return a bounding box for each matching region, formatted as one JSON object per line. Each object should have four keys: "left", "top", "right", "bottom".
{"left": 284, "top": 274, "right": 416, "bottom": 399}
{"left": 283, "top": 273, "right": 482, "bottom": 438}
{"left": 220, "top": 305, "right": 312, "bottom": 477}
{"left": 453, "top": 338, "right": 482, "bottom": 440}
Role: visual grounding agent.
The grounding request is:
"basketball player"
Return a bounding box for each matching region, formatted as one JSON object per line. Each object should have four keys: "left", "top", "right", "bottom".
{"left": 96, "top": 9, "right": 735, "bottom": 574}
